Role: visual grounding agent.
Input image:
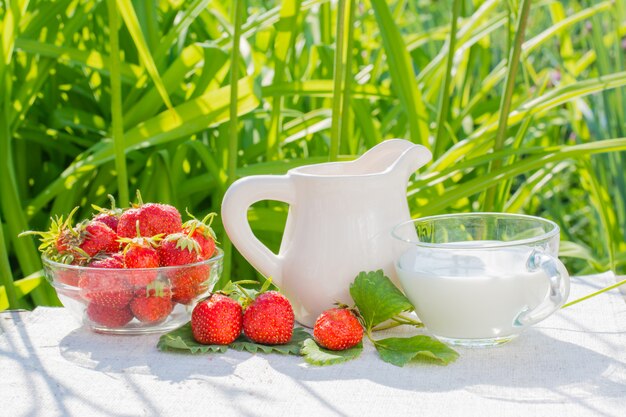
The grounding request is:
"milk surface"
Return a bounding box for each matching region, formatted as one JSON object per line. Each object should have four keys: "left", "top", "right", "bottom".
{"left": 396, "top": 242, "right": 550, "bottom": 339}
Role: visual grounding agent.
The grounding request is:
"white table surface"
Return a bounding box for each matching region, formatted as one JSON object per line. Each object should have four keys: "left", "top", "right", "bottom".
{"left": 1, "top": 273, "right": 625, "bottom": 417}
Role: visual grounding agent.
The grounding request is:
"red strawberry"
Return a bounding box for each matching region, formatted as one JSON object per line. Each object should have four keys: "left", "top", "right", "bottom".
{"left": 86, "top": 303, "right": 133, "bottom": 328}
{"left": 93, "top": 213, "right": 119, "bottom": 231}
{"left": 183, "top": 212, "right": 217, "bottom": 260}
{"left": 192, "top": 294, "right": 243, "bottom": 345}
{"left": 88, "top": 253, "right": 124, "bottom": 269}
{"left": 130, "top": 284, "right": 173, "bottom": 323}
{"left": 313, "top": 308, "right": 363, "bottom": 351}
{"left": 117, "top": 208, "right": 140, "bottom": 238}
{"left": 119, "top": 229, "right": 160, "bottom": 287}
{"left": 124, "top": 243, "right": 159, "bottom": 269}
{"left": 55, "top": 229, "right": 75, "bottom": 255}
{"left": 78, "top": 268, "right": 133, "bottom": 309}
{"left": 78, "top": 221, "right": 119, "bottom": 257}
{"left": 169, "top": 264, "right": 211, "bottom": 304}
{"left": 243, "top": 291, "right": 294, "bottom": 345}
{"left": 192, "top": 233, "right": 216, "bottom": 260}
{"left": 57, "top": 268, "right": 80, "bottom": 287}
{"left": 136, "top": 203, "right": 182, "bottom": 237}
{"left": 117, "top": 192, "right": 182, "bottom": 238}
{"left": 158, "top": 233, "right": 201, "bottom": 266}
{"left": 19, "top": 207, "right": 86, "bottom": 264}
{"left": 92, "top": 195, "right": 123, "bottom": 231}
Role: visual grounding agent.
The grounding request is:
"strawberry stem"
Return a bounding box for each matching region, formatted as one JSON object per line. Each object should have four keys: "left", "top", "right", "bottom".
{"left": 135, "top": 220, "right": 142, "bottom": 238}
{"left": 136, "top": 189, "right": 144, "bottom": 206}
{"left": 107, "top": 194, "right": 117, "bottom": 210}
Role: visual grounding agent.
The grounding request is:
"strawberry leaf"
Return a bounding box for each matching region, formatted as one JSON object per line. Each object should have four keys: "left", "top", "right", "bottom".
{"left": 157, "top": 323, "right": 228, "bottom": 353}
{"left": 301, "top": 339, "right": 363, "bottom": 366}
{"left": 373, "top": 335, "right": 459, "bottom": 367}
{"left": 349, "top": 270, "right": 414, "bottom": 330}
{"left": 157, "top": 323, "right": 310, "bottom": 356}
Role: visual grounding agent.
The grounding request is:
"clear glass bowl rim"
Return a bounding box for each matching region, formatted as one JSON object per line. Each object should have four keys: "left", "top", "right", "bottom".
{"left": 42, "top": 247, "right": 224, "bottom": 276}
{"left": 391, "top": 212, "right": 560, "bottom": 249}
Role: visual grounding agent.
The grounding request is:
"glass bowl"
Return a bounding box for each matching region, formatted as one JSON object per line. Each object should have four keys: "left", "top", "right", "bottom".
{"left": 42, "top": 249, "right": 223, "bottom": 334}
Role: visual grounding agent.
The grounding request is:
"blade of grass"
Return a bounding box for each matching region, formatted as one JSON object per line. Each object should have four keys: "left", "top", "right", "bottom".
{"left": 220, "top": 0, "right": 246, "bottom": 288}
{"left": 433, "top": 0, "right": 462, "bottom": 158}
{"left": 339, "top": 0, "right": 356, "bottom": 154}
{"left": 107, "top": 0, "right": 129, "bottom": 207}
{"left": 115, "top": 0, "right": 173, "bottom": 111}
{"left": 482, "top": 0, "right": 531, "bottom": 212}
{"left": 329, "top": 0, "right": 348, "bottom": 161}
{"left": 0, "top": 216, "right": 18, "bottom": 309}
{"left": 267, "top": 0, "right": 302, "bottom": 160}
{"left": 370, "top": 0, "right": 429, "bottom": 145}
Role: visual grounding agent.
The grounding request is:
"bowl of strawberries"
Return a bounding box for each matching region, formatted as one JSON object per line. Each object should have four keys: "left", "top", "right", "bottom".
{"left": 27, "top": 194, "right": 222, "bottom": 334}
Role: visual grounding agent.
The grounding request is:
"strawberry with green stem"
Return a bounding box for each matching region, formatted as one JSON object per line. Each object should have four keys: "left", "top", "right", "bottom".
{"left": 159, "top": 231, "right": 210, "bottom": 304}
{"left": 183, "top": 211, "right": 218, "bottom": 260}
{"left": 158, "top": 233, "right": 202, "bottom": 266}
{"left": 20, "top": 207, "right": 119, "bottom": 264}
{"left": 237, "top": 279, "right": 294, "bottom": 345}
{"left": 118, "top": 221, "right": 161, "bottom": 287}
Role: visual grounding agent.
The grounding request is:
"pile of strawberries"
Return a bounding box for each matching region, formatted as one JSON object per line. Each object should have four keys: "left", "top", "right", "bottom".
{"left": 192, "top": 287, "right": 364, "bottom": 351}
{"left": 24, "top": 194, "right": 218, "bottom": 328}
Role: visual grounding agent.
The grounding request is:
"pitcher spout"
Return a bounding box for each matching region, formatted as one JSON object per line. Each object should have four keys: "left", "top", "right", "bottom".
{"left": 391, "top": 142, "right": 432, "bottom": 180}
{"left": 356, "top": 139, "right": 432, "bottom": 179}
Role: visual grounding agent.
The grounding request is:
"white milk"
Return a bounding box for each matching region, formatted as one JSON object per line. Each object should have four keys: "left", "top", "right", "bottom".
{"left": 395, "top": 242, "right": 550, "bottom": 340}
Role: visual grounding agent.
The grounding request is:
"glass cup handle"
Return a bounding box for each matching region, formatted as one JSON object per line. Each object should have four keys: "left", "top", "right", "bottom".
{"left": 514, "top": 251, "right": 570, "bottom": 328}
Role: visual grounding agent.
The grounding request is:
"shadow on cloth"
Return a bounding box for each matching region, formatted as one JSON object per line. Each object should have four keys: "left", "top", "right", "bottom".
{"left": 59, "top": 326, "right": 241, "bottom": 383}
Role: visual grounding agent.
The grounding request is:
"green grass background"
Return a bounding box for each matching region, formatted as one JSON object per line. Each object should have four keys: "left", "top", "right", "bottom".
{"left": 1, "top": 0, "right": 625, "bottom": 309}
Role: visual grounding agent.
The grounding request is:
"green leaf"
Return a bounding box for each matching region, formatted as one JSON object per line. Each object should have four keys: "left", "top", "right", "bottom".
{"left": 349, "top": 270, "right": 414, "bottom": 330}
{"left": 157, "top": 323, "right": 310, "bottom": 356}
{"left": 374, "top": 336, "right": 459, "bottom": 367}
{"left": 370, "top": 0, "right": 429, "bottom": 145}
{"left": 115, "top": 0, "right": 173, "bottom": 110}
{"left": 301, "top": 339, "right": 363, "bottom": 366}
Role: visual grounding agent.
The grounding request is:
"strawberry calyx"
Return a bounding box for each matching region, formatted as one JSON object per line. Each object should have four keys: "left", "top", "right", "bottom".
{"left": 183, "top": 210, "right": 218, "bottom": 243}
{"left": 163, "top": 233, "right": 202, "bottom": 255}
{"left": 118, "top": 221, "right": 163, "bottom": 250}
{"left": 233, "top": 278, "right": 272, "bottom": 309}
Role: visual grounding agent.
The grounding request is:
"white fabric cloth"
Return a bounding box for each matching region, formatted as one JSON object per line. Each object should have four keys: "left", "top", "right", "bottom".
{"left": 1, "top": 273, "right": 625, "bottom": 417}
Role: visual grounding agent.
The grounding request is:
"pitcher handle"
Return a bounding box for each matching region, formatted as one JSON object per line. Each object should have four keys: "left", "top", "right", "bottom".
{"left": 514, "top": 250, "right": 570, "bottom": 328}
{"left": 221, "top": 175, "right": 295, "bottom": 286}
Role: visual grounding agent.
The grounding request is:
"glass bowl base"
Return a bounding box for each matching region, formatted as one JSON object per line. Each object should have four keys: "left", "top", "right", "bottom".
{"left": 435, "top": 334, "right": 518, "bottom": 348}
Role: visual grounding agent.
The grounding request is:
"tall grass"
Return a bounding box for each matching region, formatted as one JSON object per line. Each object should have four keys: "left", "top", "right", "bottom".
{"left": 1, "top": 0, "right": 625, "bottom": 309}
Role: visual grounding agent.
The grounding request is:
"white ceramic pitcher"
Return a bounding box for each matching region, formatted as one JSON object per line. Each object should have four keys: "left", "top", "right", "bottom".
{"left": 221, "top": 139, "right": 432, "bottom": 327}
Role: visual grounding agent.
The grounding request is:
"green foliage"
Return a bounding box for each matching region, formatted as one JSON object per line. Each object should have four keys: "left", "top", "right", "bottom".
{"left": 301, "top": 338, "right": 363, "bottom": 366}
{"left": 373, "top": 336, "right": 459, "bottom": 367}
{"left": 1, "top": 0, "right": 626, "bottom": 309}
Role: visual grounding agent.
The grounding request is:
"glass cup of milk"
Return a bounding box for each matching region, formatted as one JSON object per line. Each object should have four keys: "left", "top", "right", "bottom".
{"left": 391, "top": 213, "right": 570, "bottom": 348}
